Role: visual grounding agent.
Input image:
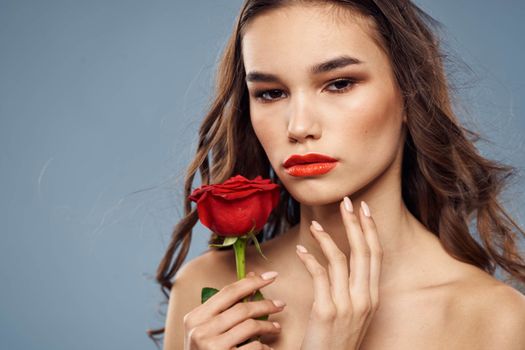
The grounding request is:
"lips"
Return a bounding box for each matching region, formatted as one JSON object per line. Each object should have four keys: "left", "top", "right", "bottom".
{"left": 283, "top": 153, "right": 339, "bottom": 177}
{"left": 283, "top": 153, "right": 338, "bottom": 168}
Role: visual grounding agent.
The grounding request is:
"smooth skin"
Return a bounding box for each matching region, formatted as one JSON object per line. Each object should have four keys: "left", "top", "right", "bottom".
{"left": 163, "top": 3, "right": 525, "bottom": 350}
{"left": 183, "top": 271, "right": 283, "bottom": 349}
{"left": 179, "top": 196, "right": 381, "bottom": 350}
{"left": 295, "top": 198, "right": 382, "bottom": 349}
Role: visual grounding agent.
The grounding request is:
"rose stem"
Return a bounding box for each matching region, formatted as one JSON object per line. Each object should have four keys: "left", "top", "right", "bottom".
{"left": 233, "top": 235, "right": 248, "bottom": 302}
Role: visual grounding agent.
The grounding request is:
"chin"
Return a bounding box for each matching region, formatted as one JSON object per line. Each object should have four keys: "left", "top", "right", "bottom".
{"left": 286, "top": 186, "right": 345, "bottom": 207}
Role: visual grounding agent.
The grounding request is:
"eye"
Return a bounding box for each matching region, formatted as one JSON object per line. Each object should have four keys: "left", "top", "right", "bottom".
{"left": 325, "top": 78, "right": 357, "bottom": 93}
{"left": 251, "top": 78, "right": 357, "bottom": 103}
{"left": 253, "top": 89, "right": 286, "bottom": 103}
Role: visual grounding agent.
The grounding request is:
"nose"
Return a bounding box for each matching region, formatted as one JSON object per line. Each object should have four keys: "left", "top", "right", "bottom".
{"left": 286, "top": 92, "right": 321, "bottom": 143}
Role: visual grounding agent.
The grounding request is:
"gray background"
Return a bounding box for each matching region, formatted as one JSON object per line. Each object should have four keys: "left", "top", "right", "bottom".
{"left": 1, "top": 1, "right": 523, "bottom": 349}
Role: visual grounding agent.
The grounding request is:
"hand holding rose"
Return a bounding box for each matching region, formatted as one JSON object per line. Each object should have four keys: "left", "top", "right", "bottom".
{"left": 188, "top": 174, "right": 281, "bottom": 348}
{"left": 183, "top": 271, "right": 284, "bottom": 350}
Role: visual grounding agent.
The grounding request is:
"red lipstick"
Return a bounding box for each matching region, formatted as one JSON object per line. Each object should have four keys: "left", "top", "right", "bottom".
{"left": 283, "top": 153, "right": 338, "bottom": 177}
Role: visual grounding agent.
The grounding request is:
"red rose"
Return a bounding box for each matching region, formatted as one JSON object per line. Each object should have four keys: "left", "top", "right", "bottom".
{"left": 189, "top": 175, "right": 281, "bottom": 237}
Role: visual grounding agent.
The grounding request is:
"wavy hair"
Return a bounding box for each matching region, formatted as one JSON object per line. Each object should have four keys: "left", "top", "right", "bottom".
{"left": 147, "top": 0, "right": 525, "bottom": 346}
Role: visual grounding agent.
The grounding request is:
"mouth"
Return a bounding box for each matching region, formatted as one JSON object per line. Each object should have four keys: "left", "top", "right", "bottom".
{"left": 283, "top": 152, "right": 338, "bottom": 168}
{"left": 283, "top": 153, "right": 339, "bottom": 177}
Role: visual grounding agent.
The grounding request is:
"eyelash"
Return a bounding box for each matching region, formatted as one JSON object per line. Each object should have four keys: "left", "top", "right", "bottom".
{"left": 252, "top": 78, "right": 357, "bottom": 103}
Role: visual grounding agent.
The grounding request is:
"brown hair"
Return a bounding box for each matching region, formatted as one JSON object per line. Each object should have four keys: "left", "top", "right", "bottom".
{"left": 146, "top": 0, "right": 525, "bottom": 346}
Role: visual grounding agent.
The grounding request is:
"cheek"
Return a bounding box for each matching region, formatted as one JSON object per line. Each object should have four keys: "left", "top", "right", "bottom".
{"left": 250, "top": 113, "right": 281, "bottom": 161}
{"left": 250, "top": 110, "right": 269, "bottom": 146}
{"left": 332, "top": 85, "right": 404, "bottom": 160}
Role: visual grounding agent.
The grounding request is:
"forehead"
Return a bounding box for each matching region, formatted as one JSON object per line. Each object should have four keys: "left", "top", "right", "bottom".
{"left": 241, "top": 4, "right": 385, "bottom": 72}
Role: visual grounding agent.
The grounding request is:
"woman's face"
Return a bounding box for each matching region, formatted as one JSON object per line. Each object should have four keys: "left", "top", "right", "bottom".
{"left": 242, "top": 5, "right": 406, "bottom": 206}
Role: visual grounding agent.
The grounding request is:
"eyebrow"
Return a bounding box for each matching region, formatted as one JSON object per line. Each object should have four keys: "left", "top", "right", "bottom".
{"left": 245, "top": 55, "right": 364, "bottom": 83}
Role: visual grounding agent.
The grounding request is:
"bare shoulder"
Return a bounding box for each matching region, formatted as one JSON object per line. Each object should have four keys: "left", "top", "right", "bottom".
{"left": 168, "top": 248, "right": 237, "bottom": 308}
{"left": 180, "top": 248, "right": 238, "bottom": 285}
{"left": 163, "top": 249, "right": 236, "bottom": 350}
{"left": 448, "top": 268, "right": 525, "bottom": 349}
{"left": 473, "top": 279, "right": 525, "bottom": 349}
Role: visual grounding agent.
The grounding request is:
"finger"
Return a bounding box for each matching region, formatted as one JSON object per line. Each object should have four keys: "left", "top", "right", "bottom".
{"left": 359, "top": 200, "right": 383, "bottom": 310}
{"left": 189, "top": 272, "right": 278, "bottom": 327}
{"left": 340, "top": 197, "right": 370, "bottom": 300}
{"left": 237, "top": 340, "right": 274, "bottom": 350}
{"left": 217, "top": 318, "right": 281, "bottom": 349}
{"left": 296, "top": 245, "right": 336, "bottom": 318}
{"left": 199, "top": 298, "right": 285, "bottom": 336}
{"left": 309, "top": 220, "right": 350, "bottom": 310}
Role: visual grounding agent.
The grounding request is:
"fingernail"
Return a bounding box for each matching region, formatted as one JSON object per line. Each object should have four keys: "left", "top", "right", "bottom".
{"left": 261, "top": 271, "right": 279, "bottom": 280}
{"left": 272, "top": 299, "right": 286, "bottom": 307}
{"left": 272, "top": 321, "right": 281, "bottom": 329}
{"left": 361, "top": 200, "right": 371, "bottom": 217}
{"left": 343, "top": 196, "right": 353, "bottom": 212}
{"left": 296, "top": 244, "right": 308, "bottom": 253}
{"left": 311, "top": 220, "right": 323, "bottom": 231}
{"left": 247, "top": 271, "right": 255, "bottom": 277}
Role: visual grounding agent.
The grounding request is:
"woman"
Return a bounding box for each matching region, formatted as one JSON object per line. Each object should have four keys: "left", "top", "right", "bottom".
{"left": 149, "top": 1, "right": 525, "bottom": 349}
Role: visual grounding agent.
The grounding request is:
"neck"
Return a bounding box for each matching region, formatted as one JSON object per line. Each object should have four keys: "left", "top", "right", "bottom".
{"left": 284, "top": 169, "right": 439, "bottom": 292}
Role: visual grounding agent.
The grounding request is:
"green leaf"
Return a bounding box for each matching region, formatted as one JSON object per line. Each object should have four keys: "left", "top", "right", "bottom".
{"left": 251, "top": 289, "right": 265, "bottom": 301}
{"left": 251, "top": 290, "right": 269, "bottom": 321}
{"left": 208, "top": 236, "right": 238, "bottom": 248}
{"left": 248, "top": 231, "right": 268, "bottom": 261}
{"left": 223, "top": 236, "right": 239, "bottom": 245}
{"left": 201, "top": 287, "right": 219, "bottom": 304}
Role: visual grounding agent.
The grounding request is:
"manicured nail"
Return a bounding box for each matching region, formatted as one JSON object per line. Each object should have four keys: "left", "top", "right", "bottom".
{"left": 361, "top": 200, "right": 371, "bottom": 217}
{"left": 261, "top": 271, "right": 279, "bottom": 280}
{"left": 311, "top": 220, "right": 323, "bottom": 231}
{"left": 296, "top": 244, "right": 308, "bottom": 253}
{"left": 343, "top": 196, "right": 353, "bottom": 212}
{"left": 272, "top": 322, "right": 281, "bottom": 329}
{"left": 272, "top": 299, "right": 286, "bottom": 307}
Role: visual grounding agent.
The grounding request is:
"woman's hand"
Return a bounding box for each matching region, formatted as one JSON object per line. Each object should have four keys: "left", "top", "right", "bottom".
{"left": 296, "top": 197, "right": 383, "bottom": 350}
{"left": 183, "top": 271, "right": 284, "bottom": 350}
